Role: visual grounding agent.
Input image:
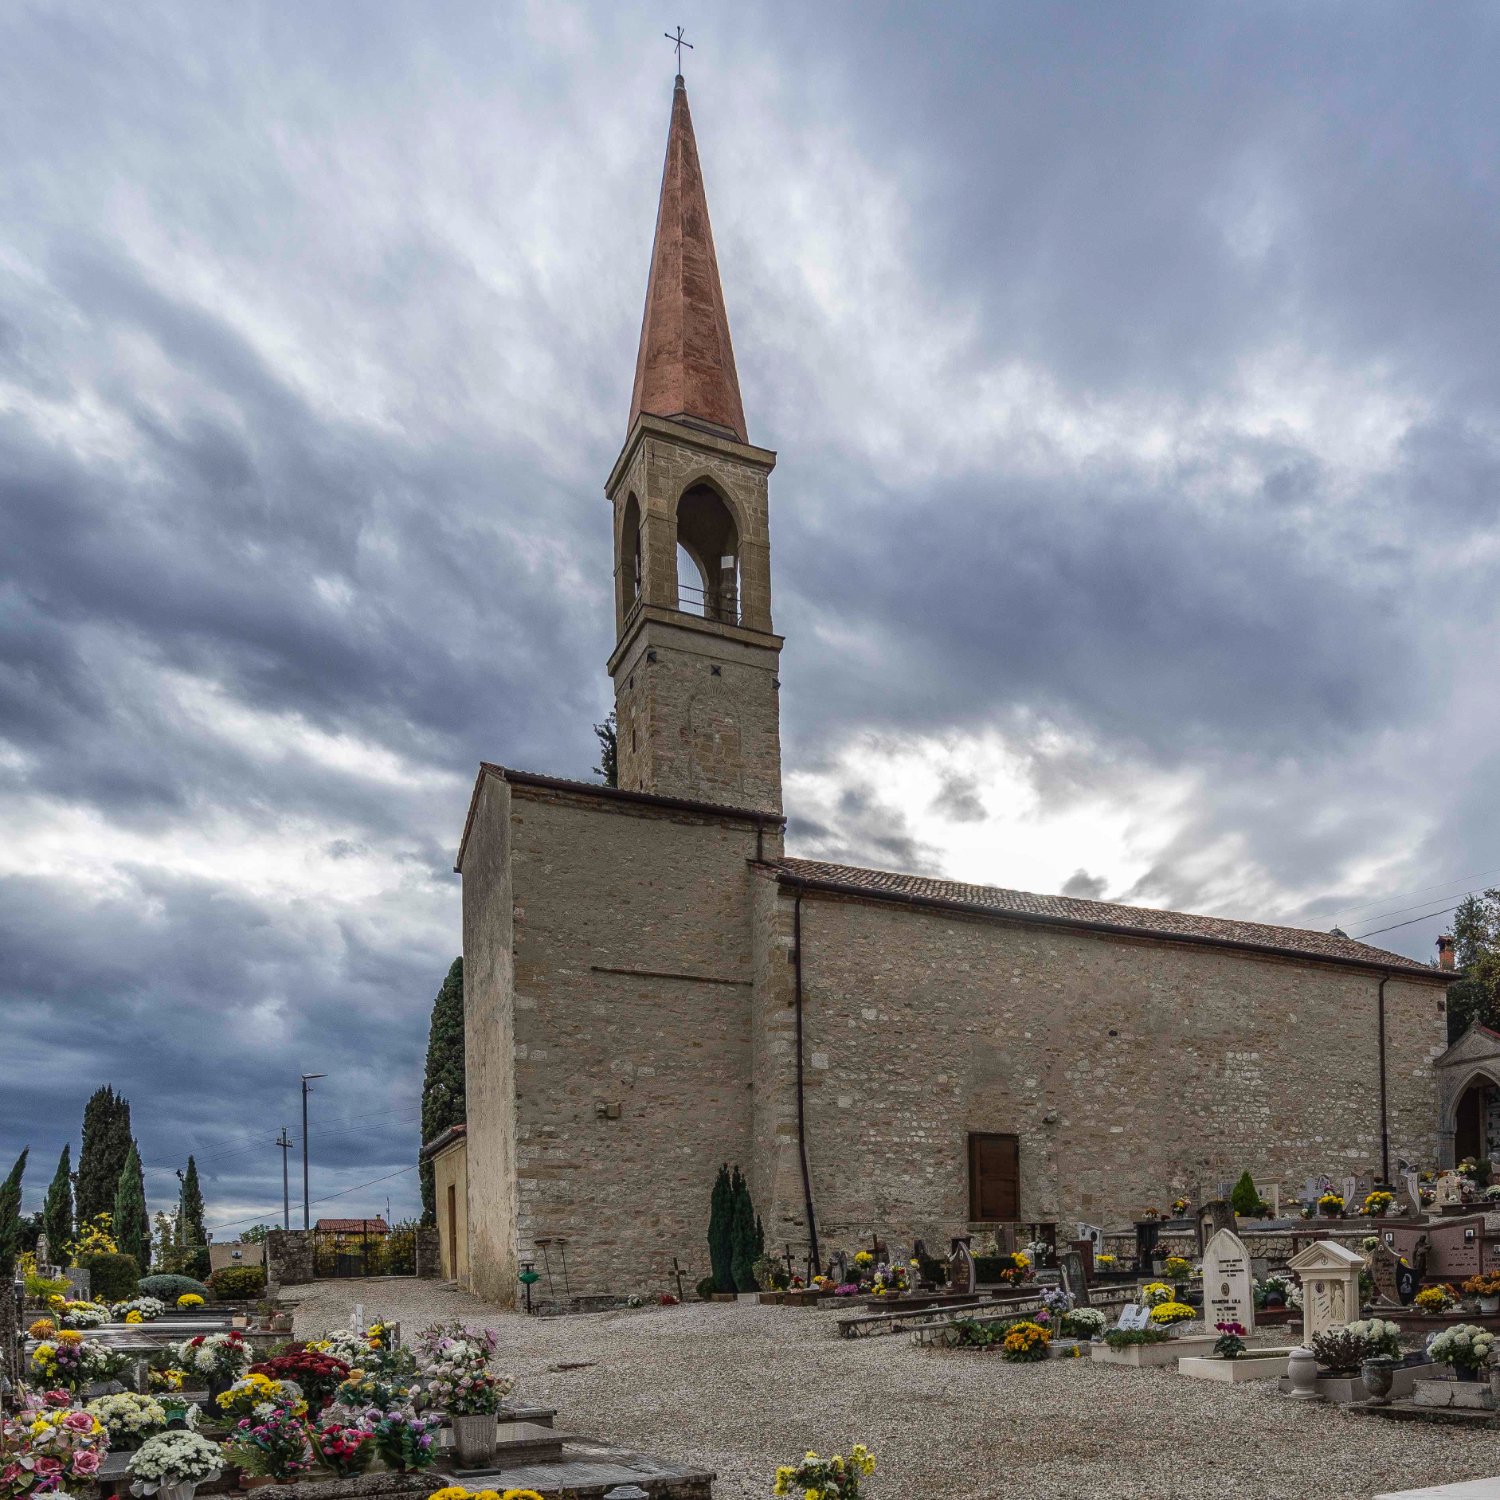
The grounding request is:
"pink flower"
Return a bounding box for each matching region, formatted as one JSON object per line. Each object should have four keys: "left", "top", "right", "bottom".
{"left": 62, "top": 1412, "right": 94, "bottom": 1431}
{"left": 34, "top": 1457, "right": 62, "bottom": 1476}
{"left": 74, "top": 1450, "right": 102, "bottom": 1475}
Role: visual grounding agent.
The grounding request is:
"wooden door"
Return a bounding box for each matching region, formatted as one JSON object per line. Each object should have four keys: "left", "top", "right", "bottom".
{"left": 968, "top": 1132, "right": 1019, "bottom": 1222}
{"left": 446, "top": 1184, "right": 458, "bottom": 1279}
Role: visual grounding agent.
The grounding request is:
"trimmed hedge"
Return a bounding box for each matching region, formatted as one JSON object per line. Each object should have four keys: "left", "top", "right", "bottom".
{"left": 138, "top": 1273, "right": 211, "bottom": 1303}
{"left": 207, "top": 1265, "right": 265, "bottom": 1299}
{"left": 78, "top": 1251, "right": 141, "bottom": 1302}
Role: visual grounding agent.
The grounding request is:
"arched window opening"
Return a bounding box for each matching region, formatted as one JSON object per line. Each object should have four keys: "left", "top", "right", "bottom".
{"left": 620, "top": 493, "right": 643, "bottom": 610}
{"left": 675, "top": 484, "right": 739, "bottom": 624}
{"left": 1455, "top": 1077, "right": 1498, "bottom": 1162}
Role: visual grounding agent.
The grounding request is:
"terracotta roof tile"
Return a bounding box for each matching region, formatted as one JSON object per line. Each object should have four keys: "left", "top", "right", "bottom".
{"left": 313, "top": 1217, "right": 389, "bottom": 1234}
{"left": 772, "top": 857, "right": 1443, "bottom": 978}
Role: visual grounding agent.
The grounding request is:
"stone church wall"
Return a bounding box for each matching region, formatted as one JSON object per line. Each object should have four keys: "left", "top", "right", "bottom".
{"left": 753, "top": 881, "right": 1448, "bottom": 1257}
{"left": 484, "top": 779, "right": 777, "bottom": 1297}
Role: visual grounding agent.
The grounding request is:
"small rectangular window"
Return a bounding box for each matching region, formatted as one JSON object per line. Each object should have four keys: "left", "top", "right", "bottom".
{"left": 967, "top": 1132, "right": 1019, "bottom": 1222}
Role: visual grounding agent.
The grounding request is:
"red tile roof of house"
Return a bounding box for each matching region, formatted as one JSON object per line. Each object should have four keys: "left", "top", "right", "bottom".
{"left": 314, "top": 1217, "right": 389, "bottom": 1234}
{"left": 771, "top": 857, "right": 1446, "bottom": 980}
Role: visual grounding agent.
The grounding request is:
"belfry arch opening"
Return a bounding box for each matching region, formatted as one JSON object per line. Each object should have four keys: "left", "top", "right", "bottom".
{"left": 619, "top": 493, "right": 643, "bottom": 612}
{"left": 674, "top": 483, "right": 739, "bottom": 624}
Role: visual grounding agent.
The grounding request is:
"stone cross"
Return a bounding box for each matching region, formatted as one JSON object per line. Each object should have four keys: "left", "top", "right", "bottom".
{"left": 1201, "top": 1227, "right": 1255, "bottom": 1332}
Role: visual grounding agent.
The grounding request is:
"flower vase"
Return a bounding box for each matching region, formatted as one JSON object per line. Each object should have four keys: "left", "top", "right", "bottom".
{"left": 1362, "top": 1357, "right": 1396, "bottom": 1406}
{"left": 157, "top": 1483, "right": 200, "bottom": 1500}
{"left": 1285, "top": 1347, "right": 1321, "bottom": 1400}
{"left": 451, "top": 1413, "right": 498, "bottom": 1469}
{"left": 1480, "top": 1296, "right": 1499, "bottom": 1315}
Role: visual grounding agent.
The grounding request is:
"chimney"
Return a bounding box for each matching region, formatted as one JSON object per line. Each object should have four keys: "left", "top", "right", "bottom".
{"left": 1437, "top": 934, "right": 1456, "bottom": 971}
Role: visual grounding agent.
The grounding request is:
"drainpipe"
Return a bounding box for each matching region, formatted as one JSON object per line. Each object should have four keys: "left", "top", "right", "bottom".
{"left": 792, "top": 886, "right": 822, "bottom": 1274}
{"left": 1378, "top": 974, "right": 1391, "bottom": 1184}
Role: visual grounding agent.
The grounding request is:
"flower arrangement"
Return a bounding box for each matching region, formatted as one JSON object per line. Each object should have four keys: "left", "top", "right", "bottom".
{"left": 1362, "top": 1190, "right": 1395, "bottom": 1217}
{"left": 1139, "top": 1281, "right": 1173, "bottom": 1308}
{"left": 870, "top": 1264, "right": 909, "bottom": 1297}
{"left": 176, "top": 1294, "right": 204, "bottom": 1309}
{"left": 1095, "top": 1253, "right": 1116, "bottom": 1268}
{"left": 418, "top": 1335, "right": 514, "bottom": 1415}
{"left": 225, "top": 1406, "right": 315, "bottom": 1482}
{"left": 772, "top": 1445, "right": 875, "bottom": 1500}
{"left": 1, "top": 1400, "right": 108, "bottom": 1499}
{"left": 57, "top": 1300, "right": 110, "bottom": 1330}
{"left": 1345, "top": 1318, "right": 1402, "bottom": 1360}
{"left": 128, "top": 1430, "right": 224, "bottom": 1494}
{"left": 1023, "top": 1240, "right": 1051, "bottom": 1263}
{"left": 1318, "top": 1193, "right": 1346, "bottom": 1217}
{"left": 1213, "top": 1321, "right": 1246, "bottom": 1359}
{"left": 110, "top": 1298, "right": 166, "bottom": 1323}
{"left": 1001, "top": 1320, "right": 1051, "bottom": 1362}
{"left": 312, "top": 1421, "right": 377, "bottom": 1478}
{"left": 1162, "top": 1256, "right": 1193, "bottom": 1280}
{"left": 1414, "top": 1285, "right": 1459, "bottom": 1313}
{"left": 177, "top": 1331, "right": 252, "bottom": 1385}
{"left": 86, "top": 1392, "right": 168, "bottom": 1449}
{"left": 1141, "top": 1207, "right": 1160, "bottom": 1220}
{"left": 427, "top": 1490, "right": 546, "bottom": 1500}
{"left": 1170, "top": 1197, "right": 1189, "bottom": 1217}
{"left": 1429, "top": 1323, "right": 1496, "bottom": 1379}
{"left": 334, "top": 1371, "right": 409, "bottom": 1412}
{"left": 216, "top": 1372, "right": 304, "bottom": 1422}
{"left": 993, "top": 1251, "right": 1031, "bottom": 1286}
{"left": 249, "top": 1349, "right": 350, "bottom": 1409}
{"left": 370, "top": 1408, "right": 443, "bottom": 1473}
{"left": 852, "top": 1251, "right": 874, "bottom": 1270}
{"left": 147, "top": 1368, "right": 185, "bottom": 1393}
{"left": 1149, "top": 1301, "right": 1196, "bottom": 1327}
{"left": 1310, "top": 1327, "right": 1373, "bottom": 1373}
{"left": 27, "top": 1319, "right": 56, "bottom": 1340}
{"left": 310, "top": 1329, "right": 382, "bottom": 1366}
{"left": 1062, "top": 1307, "right": 1106, "bottom": 1339}
{"left": 1462, "top": 1273, "right": 1500, "bottom": 1297}
{"left": 30, "top": 1335, "right": 122, "bottom": 1392}
{"left": 833, "top": 1283, "right": 859, "bottom": 1297}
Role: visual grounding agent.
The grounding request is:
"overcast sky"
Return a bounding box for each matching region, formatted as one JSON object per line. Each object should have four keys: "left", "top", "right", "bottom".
{"left": 4, "top": 1, "right": 1498, "bottom": 1229}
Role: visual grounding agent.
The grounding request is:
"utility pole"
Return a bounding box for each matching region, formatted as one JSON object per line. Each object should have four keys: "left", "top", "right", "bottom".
{"left": 300, "top": 1075, "right": 325, "bottom": 1230}
{"left": 275, "top": 1128, "right": 293, "bottom": 1229}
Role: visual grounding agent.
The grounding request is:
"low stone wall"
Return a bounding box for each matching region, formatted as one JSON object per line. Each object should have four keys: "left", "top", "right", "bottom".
{"left": 1101, "top": 1224, "right": 1373, "bottom": 1268}
{"left": 414, "top": 1226, "right": 441, "bottom": 1279}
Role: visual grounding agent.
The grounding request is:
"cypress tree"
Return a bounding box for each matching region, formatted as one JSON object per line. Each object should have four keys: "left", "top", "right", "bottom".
{"left": 114, "top": 1142, "right": 149, "bottom": 1271}
{"left": 77, "top": 1086, "right": 133, "bottom": 1226}
{"left": 0, "top": 1150, "right": 28, "bottom": 1389}
{"left": 179, "top": 1156, "right": 208, "bottom": 1279}
{"left": 708, "top": 1164, "right": 733, "bottom": 1291}
{"left": 1229, "top": 1171, "right": 1260, "bottom": 1217}
{"left": 42, "top": 1145, "right": 72, "bottom": 1256}
{"left": 730, "top": 1166, "right": 758, "bottom": 1291}
{"left": 419, "top": 958, "right": 466, "bottom": 1224}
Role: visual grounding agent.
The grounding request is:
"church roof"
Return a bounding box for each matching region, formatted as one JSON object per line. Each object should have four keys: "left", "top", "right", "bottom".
{"left": 627, "top": 75, "right": 748, "bottom": 444}
{"left": 771, "top": 857, "right": 1448, "bottom": 980}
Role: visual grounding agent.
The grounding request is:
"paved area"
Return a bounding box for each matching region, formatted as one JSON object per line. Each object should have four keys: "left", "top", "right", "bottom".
{"left": 289, "top": 1280, "right": 1500, "bottom": 1499}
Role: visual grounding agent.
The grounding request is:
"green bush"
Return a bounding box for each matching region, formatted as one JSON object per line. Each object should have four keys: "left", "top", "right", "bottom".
{"left": 78, "top": 1250, "right": 141, "bottom": 1301}
{"left": 1229, "top": 1172, "right": 1260, "bottom": 1217}
{"left": 695, "top": 1275, "right": 717, "bottom": 1302}
{"left": 208, "top": 1265, "right": 266, "bottom": 1299}
{"left": 1103, "top": 1326, "right": 1172, "bottom": 1348}
{"left": 138, "top": 1272, "right": 211, "bottom": 1303}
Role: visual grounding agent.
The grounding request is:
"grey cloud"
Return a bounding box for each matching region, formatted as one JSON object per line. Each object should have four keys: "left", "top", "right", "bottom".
{"left": 1061, "top": 869, "right": 1108, "bottom": 901}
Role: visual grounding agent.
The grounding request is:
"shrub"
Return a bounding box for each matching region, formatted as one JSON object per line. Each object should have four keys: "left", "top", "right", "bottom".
{"left": 25, "top": 1270, "right": 70, "bottom": 1302}
{"left": 139, "top": 1274, "right": 211, "bottom": 1303}
{"left": 208, "top": 1266, "right": 266, "bottom": 1299}
{"left": 695, "top": 1275, "right": 717, "bottom": 1302}
{"left": 1229, "top": 1172, "right": 1259, "bottom": 1217}
{"left": 1001, "top": 1320, "right": 1051, "bottom": 1361}
{"left": 79, "top": 1250, "right": 142, "bottom": 1301}
{"left": 1310, "top": 1327, "right": 1371, "bottom": 1372}
{"left": 1103, "top": 1326, "right": 1171, "bottom": 1348}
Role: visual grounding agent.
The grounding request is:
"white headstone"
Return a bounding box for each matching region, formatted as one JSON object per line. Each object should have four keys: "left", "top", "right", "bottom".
{"left": 1340, "top": 1176, "right": 1358, "bottom": 1210}
{"left": 1117, "top": 1303, "right": 1150, "bottom": 1331}
{"left": 1201, "top": 1227, "right": 1256, "bottom": 1332}
{"left": 1287, "top": 1239, "right": 1365, "bottom": 1344}
{"left": 1076, "top": 1222, "right": 1104, "bottom": 1251}
{"left": 1401, "top": 1168, "right": 1421, "bottom": 1214}
{"left": 1435, "top": 1172, "right": 1465, "bottom": 1207}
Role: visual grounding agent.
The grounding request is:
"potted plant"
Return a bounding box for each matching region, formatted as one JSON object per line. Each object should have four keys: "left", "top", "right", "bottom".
{"left": 224, "top": 1407, "right": 315, "bottom": 1488}
{"left": 1000, "top": 1320, "right": 1051, "bottom": 1362}
{"left": 1463, "top": 1273, "right": 1500, "bottom": 1315}
{"left": 311, "top": 1420, "right": 376, "bottom": 1478}
{"left": 175, "top": 1331, "right": 253, "bottom": 1402}
{"left": 1429, "top": 1323, "right": 1496, "bottom": 1382}
{"left": 370, "top": 1407, "right": 443, "bottom": 1473}
{"left": 1318, "top": 1192, "right": 1346, "bottom": 1219}
{"left": 1362, "top": 1190, "right": 1395, "bottom": 1218}
{"left": 1415, "top": 1285, "right": 1459, "bottom": 1315}
{"left": 1149, "top": 1301, "right": 1197, "bottom": 1337}
{"left": 1213, "top": 1321, "right": 1247, "bottom": 1359}
{"left": 128, "top": 1430, "right": 225, "bottom": 1500}
{"left": 86, "top": 1392, "right": 170, "bottom": 1451}
{"left": 1311, "top": 1326, "right": 1373, "bottom": 1377}
{"left": 772, "top": 1443, "right": 875, "bottom": 1498}
{"left": 5, "top": 1398, "right": 109, "bottom": 1493}
{"left": 1163, "top": 1255, "right": 1193, "bottom": 1295}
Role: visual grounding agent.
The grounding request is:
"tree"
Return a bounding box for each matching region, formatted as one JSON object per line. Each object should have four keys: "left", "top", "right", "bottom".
{"left": 593, "top": 711, "right": 618, "bottom": 786}
{"left": 708, "top": 1164, "right": 733, "bottom": 1292}
{"left": 1447, "top": 891, "right": 1500, "bottom": 1041}
{"left": 0, "top": 1149, "right": 29, "bottom": 1389}
{"left": 240, "top": 1224, "right": 274, "bottom": 1244}
{"left": 114, "top": 1141, "right": 149, "bottom": 1271}
{"left": 1229, "top": 1171, "right": 1260, "bottom": 1217}
{"left": 730, "top": 1165, "right": 759, "bottom": 1292}
{"left": 178, "top": 1156, "right": 209, "bottom": 1279}
{"left": 419, "top": 958, "right": 467, "bottom": 1225}
{"left": 77, "top": 1086, "right": 133, "bottom": 1226}
{"left": 42, "top": 1145, "right": 73, "bottom": 1256}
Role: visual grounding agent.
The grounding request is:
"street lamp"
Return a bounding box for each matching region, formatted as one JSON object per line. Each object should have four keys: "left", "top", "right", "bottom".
{"left": 300, "top": 1074, "right": 326, "bottom": 1231}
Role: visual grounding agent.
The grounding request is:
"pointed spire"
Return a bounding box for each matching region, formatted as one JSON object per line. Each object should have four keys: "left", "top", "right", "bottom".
{"left": 628, "top": 76, "right": 748, "bottom": 444}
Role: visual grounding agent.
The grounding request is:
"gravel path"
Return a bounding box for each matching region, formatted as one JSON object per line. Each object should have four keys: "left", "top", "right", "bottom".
{"left": 289, "top": 1279, "right": 1495, "bottom": 1500}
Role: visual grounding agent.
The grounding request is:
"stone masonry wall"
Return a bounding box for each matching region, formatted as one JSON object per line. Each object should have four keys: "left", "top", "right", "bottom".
{"left": 495, "top": 781, "right": 779, "bottom": 1297}
{"left": 754, "top": 878, "right": 1449, "bottom": 1259}
{"left": 266, "top": 1230, "right": 315, "bottom": 1288}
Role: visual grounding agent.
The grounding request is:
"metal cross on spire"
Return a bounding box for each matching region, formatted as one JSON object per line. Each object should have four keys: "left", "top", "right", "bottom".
{"left": 664, "top": 25, "right": 693, "bottom": 74}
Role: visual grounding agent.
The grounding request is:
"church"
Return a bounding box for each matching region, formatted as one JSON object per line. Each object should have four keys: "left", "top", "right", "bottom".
{"left": 449, "top": 76, "right": 1451, "bottom": 1306}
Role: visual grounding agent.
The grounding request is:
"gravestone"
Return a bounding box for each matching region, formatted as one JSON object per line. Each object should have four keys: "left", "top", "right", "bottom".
{"left": 948, "top": 1239, "right": 976, "bottom": 1296}
{"left": 1060, "top": 1248, "right": 1091, "bottom": 1307}
{"left": 1076, "top": 1222, "right": 1104, "bottom": 1252}
{"left": 1371, "top": 1242, "right": 1418, "bottom": 1307}
{"left": 1287, "top": 1240, "right": 1365, "bottom": 1344}
{"left": 1070, "top": 1237, "right": 1095, "bottom": 1280}
{"left": 1340, "top": 1176, "right": 1358, "bottom": 1212}
{"left": 1400, "top": 1168, "right": 1422, "bottom": 1217}
{"left": 994, "top": 1223, "right": 1017, "bottom": 1256}
{"left": 1435, "top": 1172, "right": 1466, "bottom": 1208}
{"left": 1117, "top": 1304, "right": 1151, "bottom": 1331}
{"left": 1355, "top": 1172, "right": 1374, "bottom": 1202}
{"left": 1134, "top": 1220, "right": 1161, "bottom": 1270}
{"left": 1201, "top": 1227, "right": 1255, "bottom": 1332}
{"left": 1195, "top": 1199, "right": 1236, "bottom": 1255}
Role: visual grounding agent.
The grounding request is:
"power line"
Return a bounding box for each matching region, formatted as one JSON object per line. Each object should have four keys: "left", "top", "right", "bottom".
{"left": 1354, "top": 903, "right": 1462, "bottom": 940}
{"left": 208, "top": 1164, "right": 418, "bottom": 1236}
{"left": 149, "top": 1110, "right": 421, "bottom": 1175}
{"left": 1330, "top": 865, "right": 1500, "bottom": 924}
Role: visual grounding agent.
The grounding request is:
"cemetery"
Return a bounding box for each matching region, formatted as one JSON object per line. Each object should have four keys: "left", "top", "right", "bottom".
{"left": 13, "top": 1166, "right": 1500, "bottom": 1496}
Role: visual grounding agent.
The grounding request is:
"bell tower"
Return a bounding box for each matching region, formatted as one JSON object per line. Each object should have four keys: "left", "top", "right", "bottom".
{"left": 606, "top": 75, "right": 783, "bottom": 814}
